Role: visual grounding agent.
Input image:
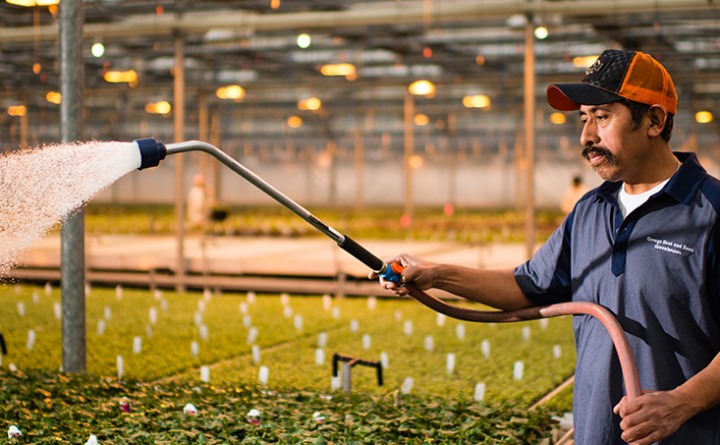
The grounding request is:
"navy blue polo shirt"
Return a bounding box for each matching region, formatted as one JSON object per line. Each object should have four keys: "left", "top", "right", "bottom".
{"left": 515, "top": 152, "right": 720, "bottom": 444}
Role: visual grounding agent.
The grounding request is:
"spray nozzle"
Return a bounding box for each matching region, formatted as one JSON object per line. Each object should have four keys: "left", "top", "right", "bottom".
{"left": 134, "top": 138, "right": 167, "bottom": 170}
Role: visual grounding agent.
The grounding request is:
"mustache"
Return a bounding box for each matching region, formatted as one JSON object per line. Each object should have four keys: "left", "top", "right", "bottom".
{"left": 582, "top": 146, "right": 617, "bottom": 165}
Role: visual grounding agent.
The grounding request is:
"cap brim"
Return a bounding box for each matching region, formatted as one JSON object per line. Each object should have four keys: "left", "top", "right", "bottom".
{"left": 546, "top": 83, "right": 624, "bottom": 111}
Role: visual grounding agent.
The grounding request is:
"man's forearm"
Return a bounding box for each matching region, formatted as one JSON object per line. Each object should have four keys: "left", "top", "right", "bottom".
{"left": 674, "top": 352, "right": 720, "bottom": 416}
{"left": 431, "top": 265, "right": 534, "bottom": 311}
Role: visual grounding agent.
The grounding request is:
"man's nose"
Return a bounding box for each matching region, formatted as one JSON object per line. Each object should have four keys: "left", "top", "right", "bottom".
{"left": 580, "top": 121, "right": 599, "bottom": 147}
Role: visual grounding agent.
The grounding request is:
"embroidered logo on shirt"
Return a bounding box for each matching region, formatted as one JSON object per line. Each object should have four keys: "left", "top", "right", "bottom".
{"left": 646, "top": 236, "right": 695, "bottom": 256}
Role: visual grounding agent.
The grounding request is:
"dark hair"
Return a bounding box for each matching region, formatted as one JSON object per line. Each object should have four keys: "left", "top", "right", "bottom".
{"left": 621, "top": 99, "right": 674, "bottom": 142}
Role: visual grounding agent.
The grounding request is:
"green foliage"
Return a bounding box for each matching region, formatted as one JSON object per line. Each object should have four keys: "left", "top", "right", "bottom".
{"left": 0, "top": 370, "right": 557, "bottom": 444}
{"left": 0, "top": 284, "right": 575, "bottom": 443}
{"left": 84, "top": 204, "right": 563, "bottom": 243}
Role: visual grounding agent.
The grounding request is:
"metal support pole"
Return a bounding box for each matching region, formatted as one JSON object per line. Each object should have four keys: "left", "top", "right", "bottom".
{"left": 354, "top": 118, "right": 365, "bottom": 212}
{"left": 174, "top": 30, "right": 187, "bottom": 293}
{"left": 523, "top": 15, "right": 536, "bottom": 259}
{"left": 59, "top": 0, "right": 86, "bottom": 373}
{"left": 403, "top": 91, "right": 415, "bottom": 226}
{"left": 341, "top": 361, "right": 353, "bottom": 393}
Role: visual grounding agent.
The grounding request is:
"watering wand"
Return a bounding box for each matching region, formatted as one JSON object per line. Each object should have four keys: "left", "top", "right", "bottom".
{"left": 133, "top": 137, "right": 641, "bottom": 400}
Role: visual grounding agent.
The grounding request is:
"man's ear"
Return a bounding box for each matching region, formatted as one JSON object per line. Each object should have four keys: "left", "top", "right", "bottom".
{"left": 647, "top": 105, "right": 668, "bottom": 137}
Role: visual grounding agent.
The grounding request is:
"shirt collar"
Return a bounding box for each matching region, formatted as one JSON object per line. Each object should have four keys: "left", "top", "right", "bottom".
{"left": 595, "top": 152, "right": 706, "bottom": 206}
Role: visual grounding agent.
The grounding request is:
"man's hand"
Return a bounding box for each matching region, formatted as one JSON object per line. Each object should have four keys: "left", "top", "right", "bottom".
{"left": 367, "top": 253, "right": 438, "bottom": 297}
{"left": 613, "top": 389, "right": 696, "bottom": 444}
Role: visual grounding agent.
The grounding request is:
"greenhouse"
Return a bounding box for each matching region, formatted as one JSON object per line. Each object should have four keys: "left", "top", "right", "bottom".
{"left": 1, "top": 0, "right": 719, "bottom": 443}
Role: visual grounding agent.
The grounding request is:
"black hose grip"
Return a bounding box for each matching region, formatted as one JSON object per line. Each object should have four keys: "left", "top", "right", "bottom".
{"left": 338, "top": 236, "right": 384, "bottom": 271}
{"left": 135, "top": 138, "right": 167, "bottom": 170}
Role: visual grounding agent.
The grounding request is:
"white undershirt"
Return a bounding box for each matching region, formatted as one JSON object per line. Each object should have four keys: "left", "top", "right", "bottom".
{"left": 617, "top": 178, "right": 670, "bottom": 218}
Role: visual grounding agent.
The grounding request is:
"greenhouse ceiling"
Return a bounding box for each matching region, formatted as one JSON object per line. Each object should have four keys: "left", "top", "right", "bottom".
{"left": 0, "top": 0, "right": 718, "bottom": 147}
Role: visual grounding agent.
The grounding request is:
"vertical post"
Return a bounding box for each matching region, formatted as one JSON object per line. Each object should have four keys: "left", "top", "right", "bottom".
{"left": 354, "top": 117, "right": 365, "bottom": 212}
{"left": 209, "top": 110, "right": 221, "bottom": 207}
{"left": 341, "top": 362, "right": 352, "bottom": 393}
{"left": 174, "top": 30, "right": 186, "bottom": 293}
{"left": 446, "top": 113, "right": 457, "bottom": 209}
{"left": 403, "top": 91, "right": 415, "bottom": 226}
{"left": 19, "top": 112, "right": 28, "bottom": 148}
{"left": 523, "top": 15, "right": 536, "bottom": 259}
{"left": 326, "top": 139, "right": 337, "bottom": 205}
{"left": 59, "top": 0, "right": 86, "bottom": 373}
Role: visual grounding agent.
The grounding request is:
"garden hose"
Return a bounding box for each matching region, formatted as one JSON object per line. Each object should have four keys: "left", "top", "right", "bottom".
{"left": 135, "top": 137, "right": 641, "bottom": 400}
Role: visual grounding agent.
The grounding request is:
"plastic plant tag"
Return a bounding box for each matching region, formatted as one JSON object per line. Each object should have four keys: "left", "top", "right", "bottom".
{"left": 403, "top": 320, "right": 413, "bottom": 336}
{"left": 258, "top": 366, "right": 269, "bottom": 385}
{"left": 200, "top": 366, "right": 210, "bottom": 382}
{"left": 424, "top": 335, "right": 434, "bottom": 352}
{"left": 436, "top": 313, "right": 446, "bottom": 327}
{"left": 191, "top": 341, "right": 199, "bottom": 357}
{"left": 446, "top": 353, "right": 456, "bottom": 375}
{"left": 553, "top": 344, "right": 562, "bottom": 359}
{"left": 401, "top": 377, "right": 414, "bottom": 394}
{"left": 513, "top": 361, "right": 524, "bottom": 381}
{"left": 132, "top": 336, "right": 142, "bottom": 354}
{"left": 252, "top": 345, "right": 261, "bottom": 364}
{"left": 116, "top": 355, "right": 124, "bottom": 379}
{"left": 322, "top": 294, "right": 332, "bottom": 311}
{"left": 317, "top": 332, "right": 328, "bottom": 348}
{"left": 456, "top": 323, "right": 465, "bottom": 340}
{"left": 481, "top": 339, "right": 490, "bottom": 359}
{"left": 367, "top": 296, "right": 377, "bottom": 310}
{"left": 315, "top": 348, "right": 325, "bottom": 365}
{"left": 522, "top": 326, "right": 531, "bottom": 341}
{"left": 313, "top": 411, "right": 325, "bottom": 424}
{"left": 183, "top": 403, "right": 198, "bottom": 415}
{"left": 362, "top": 334, "right": 371, "bottom": 350}
{"left": 474, "top": 382, "right": 486, "bottom": 401}
{"left": 380, "top": 352, "right": 389, "bottom": 369}
{"left": 85, "top": 434, "right": 99, "bottom": 445}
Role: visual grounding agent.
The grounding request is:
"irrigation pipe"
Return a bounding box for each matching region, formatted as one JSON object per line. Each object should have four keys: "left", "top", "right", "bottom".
{"left": 138, "top": 138, "right": 642, "bottom": 401}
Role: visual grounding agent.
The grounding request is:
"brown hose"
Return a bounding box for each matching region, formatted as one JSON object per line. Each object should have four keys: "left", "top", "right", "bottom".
{"left": 404, "top": 282, "right": 641, "bottom": 399}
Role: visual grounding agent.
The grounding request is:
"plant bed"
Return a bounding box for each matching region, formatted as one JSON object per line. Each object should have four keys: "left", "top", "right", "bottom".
{"left": 0, "top": 370, "right": 558, "bottom": 444}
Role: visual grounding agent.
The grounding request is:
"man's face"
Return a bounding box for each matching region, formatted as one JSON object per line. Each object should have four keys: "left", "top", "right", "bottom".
{"left": 578, "top": 102, "right": 648, "bottom": 183}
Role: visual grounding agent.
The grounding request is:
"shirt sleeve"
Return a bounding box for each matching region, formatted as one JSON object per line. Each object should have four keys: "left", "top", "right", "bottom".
{"left": 514, "top": 213, "right": 574, "bottom": 306}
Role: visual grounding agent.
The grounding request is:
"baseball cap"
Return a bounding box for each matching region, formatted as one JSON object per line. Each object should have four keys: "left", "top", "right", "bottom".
{"left": 546, "top": 49, "right": 677, "bottom": 114}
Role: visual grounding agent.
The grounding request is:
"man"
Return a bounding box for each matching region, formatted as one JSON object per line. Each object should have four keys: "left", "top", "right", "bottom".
{"left": 372, "top": 49, "right": 720, "bottom": 444}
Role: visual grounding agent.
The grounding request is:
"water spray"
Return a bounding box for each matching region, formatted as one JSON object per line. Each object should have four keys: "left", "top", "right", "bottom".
{"left": 135, "top": 137, "right": 640, "bottom": 400}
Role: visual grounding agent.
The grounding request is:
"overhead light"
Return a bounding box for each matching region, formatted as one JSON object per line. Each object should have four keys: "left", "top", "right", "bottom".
{"left": 573, "top": 55, "right": 600, "bottom": 68}
{"left": 104, "top": 69, "right": 138, "bottom": 84}
{"left": 462, "top": 94, "right": 491, "bottom": 109}
{"left": 7, "top": 105, "right": 27, "bottom": 117}
{"left": 216, "top": 85, "right": 246, "bottom": 100}
{"left": 414, "top": 113, "right": 430, "bottom": 126}
{"left": 695, "top": 111, "right": 713, "bottom": 124}
{"left": 145, "top": 101, "right": 171, "bottom": 115}
{"left": 45, "top": 91, "right": 62, "bottom": 104}
{"left": 298, "top": 97, "right": 321, "bottom": 111}
{"left": 5, "top": 0, "right": 59, "bottom": 6}
{"left": 297, "top": 33, "right": 311, "bottom": 49}
{"left": 287, "top": 116, "right": 303, "bottom": 128}
{"left": 550, "top": 112, "right": 567, "bottom": 125}
{"left": 91, "top": 42, "right": 105, "bottom": 58}
{"left": 534, "top": 26, "right": 549, "bottom": 40}
{"left": 408, "top": 80, "right": 435, "bottom": 97}
{"left": 320, "top": 63, "right": 356, "bottom": 77}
